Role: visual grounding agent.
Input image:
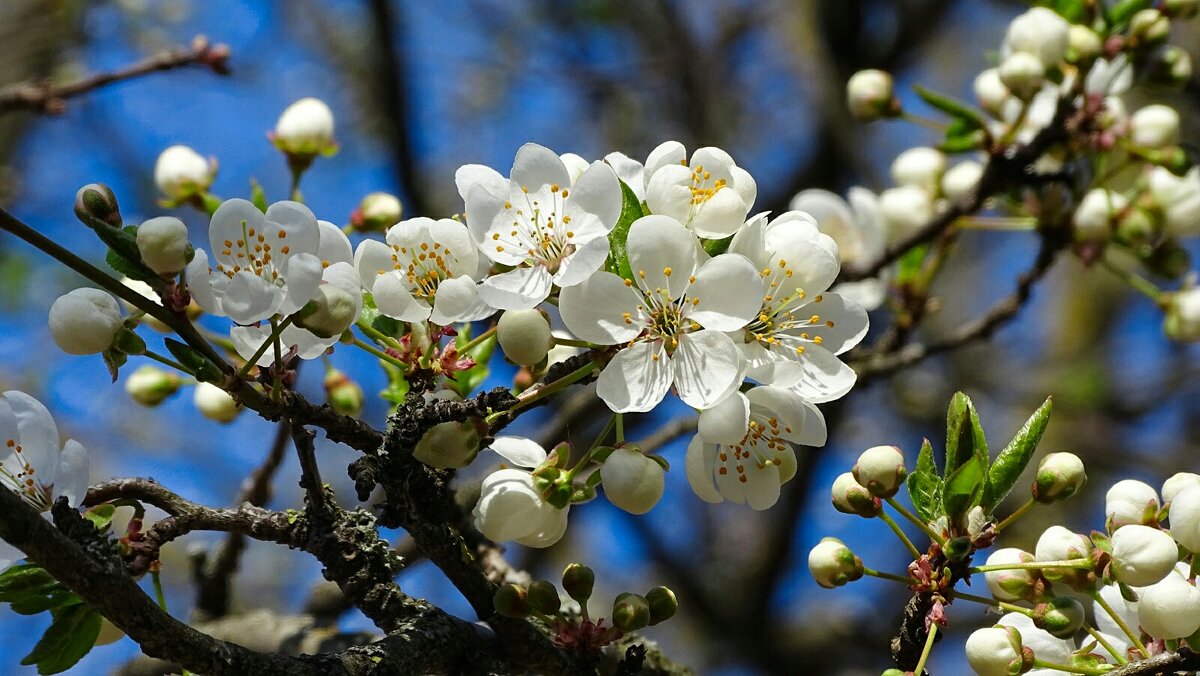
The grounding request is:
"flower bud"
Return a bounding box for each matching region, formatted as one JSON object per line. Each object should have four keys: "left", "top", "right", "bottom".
{"left": 193, "top": 382, "right": 241, "bottom": 423}
{"left": 613, "top": 593, "right": 651, "bottom": 632}
{"left": 846, "top": 69, "right": 897, "bottom": 121}
{"left": 974, "top": 68, "right": 1011, "bottom": 115}
{"left": 600, "top": 447, "right": 665, "bottom": 515}
{"left": 413, "top": 419, "right": 481, "bottom": 469}
{"left": 1149, "top": 167, "right": 1200, "bottom": 238}
{"left": 1146, "top": 45, "right": 1193, "bottom": 87}
{"left": 349, "top": 192, "right": 403, "bottom": 232}
{"left": 891, "top": 147, "right": 946, "bottom": 195}
{"left": 1073, "top": 189, "right": 1126, "bottom": 242}
{"left": 74, "top": 183, "right": 121, "bottom": 227}
{"left": 136, "top": 216, "right": 192, "bottom": 276}
{"left": 1035, "top": 596, "right": 1085, "bottom": 638}
{"left": 526, "top": 579, "right": 561, "bottom": 615}
{"left": 851, "top": 445, "right": 906, "bottom": 498}
{"left": 1111, "top": 524, "right": 1179, "bottom": 587}
{"left": 124, "top": 365, "right": 182, "bottom": 407}
{"left": 562, "top": 563, "right": 595, "bottom": 605}
{"left": 807, "top": 537, "right": 864, "bottom": 589}
{"left": 1169, "top": 485, "right": 1200, "bottom": 552}
{"left": 999, "top": 51, "right": 1046, "bottom": 101}
{"left": 1117, "top": 206, "right": 1157, "bottom": 247}
{"left": 1032, "top": 452, "right": 1086, "bottom": 504}
{"left": 1005, "top": 7, "right": 1070, "bottom": 66}
{"left": 984, "top": 548, "right": 1039, "bottom": 601}
{"left": 965, "top": 625, "right": 1024, "bottom": 676}
{"left": 323, "top": 369, "right": 364, "bottom": 417}
{"left": 48, "top": 288, "right": 123, "bottom": 355}
{"left": 1164, "top": 288, "right": 1200, "bottom": 342}
{"left": 1106, "top": 479, "right": 1160, "bottom": 529}
{"left": 1163, "top": 472, "right": 1200, "bottom": 506}
{"left": 493, "top": 583, "right": 529, "bottom": 618}
{"left": 273, "top": 97, "right": 336, "bottom": 156}
{"left": 831, "top": 472, "right": 881, "bottom": 517}
{"left": 1067, "top": 25, "right": 1102, "bottom": 63}
{"left": 646, "top": 586, "right": 678, "bottom": 625}
{"left": 1130, "top": 105, "right": 1181, "bottom": 149}
{"left": 497, "top": 309, "right": 553, "bottom": 366}
{"left": 1138, "top": 572, "right": 1200, "bottom": 639}
{"left": 879, "top": 186, "right": 934, "bottom": 241}
{"left": 154, "top": 145, "right": 213, "bottom": 200}
{"left": 1163, "top": 0, "right": 1200, "bottom": 18}
{"left": 1129, "top": 9, "right": 1170, "bottom": 47}
{"left": 294, "top": 284, "right": 359, "bottom": 339}
{"left": 1034, "top": 525, "right": 1093, "bottom": 585}
{"left": 942, "top": 160, "right": 983, "bottom": 203}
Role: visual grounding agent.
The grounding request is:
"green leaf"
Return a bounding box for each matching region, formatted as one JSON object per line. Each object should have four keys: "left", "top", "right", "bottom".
{"left": 607, "top": 179, "right": 644, "bottom": 280}
{"left": 163, "top": 338, "right": 222, "bottom": 383}
{"left": 944, "top": 392, "right": 970, "bottom": 472}
{"left": 701, "top": 235, "right": 733, "bottom": 257}
{"left": 21, "top": 604, "right": 102, "bottom": 674}
{"left": 0, "top": 564, "right": 55, "bottom": 600}
{"left": 905, "top": 438, "right": 942, "bottom": 523}
{"left": 894, "top": 244, "right": 929, "bottom": 285}
{"left": 104, "top": 249, "right": 156, "bottom": 283}
{"left": 83, "top": 504, "right": 116, "bottom": 532}
{"left": 942, "top": 454, "right": 986, "bottom": 525}
{"left": 913, "top": 85, "right": 986, "bottom": 129}
{"left": 1033, "top": 0, "right": 1087, "bottom": 22}
{"left": 250, "top": 179, "right": 269, "bottom": 212}
{"left": 10, "top": 592, "right": 80, "bottom": 615}
{"left": 379, "top": 360, "right": 410, "bottom": 408}
{"left": 1108, "top": 0, "right": 1152, "bottom": 25}
{"left": 982, "top": 397, "right": 1053, "bottom": 510}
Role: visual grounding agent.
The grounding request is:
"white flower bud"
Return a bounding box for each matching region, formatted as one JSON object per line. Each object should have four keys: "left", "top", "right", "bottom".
{"left": 879, "top": 186, "right": 934, "bottom": 241}
{"left": 941, "top": 161, "right": 983, "bottom": 203}
{"left": 890, "top": 147, "right": 946, "bottom": 195}
{"left": 351, "top": 192, "right": 403, "bottom": 232}
{"left": 807, "top": 537, "right": 864, "bottom": 589}
{"left": 124, "top": 365, "right": 182, "bottom": 407}
{"left": 984, "top": 548, "right": 1038, "bottom": 601}
{"left": 997, "top": 613, "right": 1074, "bottom": 666}
{"left": 1106, "top": 479, "right": 1160, "bottom": 529}
{"left": 1032, "top": 452, "right": 1086, "bottom": 503}
{"left": 1169, "top": 485, "right": 1200, "bottom": 552}
{"left": 1130, "top": 9, "right": 1171, "bottom": 47}
{"left": 274, "top": 97, "right": 335, "bottom": 155}
{"left": 1165, "top": 289, "right": 1200, "bottom": 342}
{"left": 600, "top": 447, "right": 665, "bottom": 515}
{"left": 323, "top": 369, "right": 364, "bottom": 417}
{"left": 497, "top": 309, "right": 553, "bottom": 367}
{"left": 295, "top": 284, "right": 359, "bottom": 339}
{"left": 193, "top": 382, "right": 241, "bottom": 423}
{"left": 1005, "top": 7, "right": 1071, "bottom": 66}
{"left": 48, "top": 288, "right": 123, "bottom": 355}
{"left": 154, "top": 145, "right": 212, "bottom": 200}
{"left": 1138, "top": 572, "right": 1200, "bottom": 639}
{"left": 965, "top": 625, "right": 1024, "bottom": 676}
{"left": 831, "top": 471, "right": 881, "bottom": 517}
{"left": 999, "top": 51, "right": 1046, "bottom": 101}
{"left": 846, "top": 69, "right": 896, "bottom": 121}
{"left": 136, "top": 216, "right": 191, "bottom": 276}
{"left": 1150, "top": 167, "right": 1200, "bottom": 237}
{"left": 1130, "top": 104, "right": 1181, "bottom": 149}
{"left": 1034, "top": 526, "right": 1092, "bottom": 584}
{"left": 1068, "top": 25, "right": 1102, "bottom": 62}
{"left": 1111, "top": 524, "right": 1180, "bottom": 587}
{"left": 851, "top": 445, "right": 906, "bottom": 498}
{"left": 1148, "top": 45, "right": 1193, "bottom": 87}
{"left": 975, "top": 68, "right": 1011, "bottom": 115}
{"left": 1073, "top": 189, "right": 1127, "bottom": 242}
{"left": 473, "top": 468, "right": 568, "bottom": 548}
{"left": 414, "top": 420, "right": 481, "bottom": 469}
{"left": 1163, "top": 472, "right": 1200, "bottom": 505}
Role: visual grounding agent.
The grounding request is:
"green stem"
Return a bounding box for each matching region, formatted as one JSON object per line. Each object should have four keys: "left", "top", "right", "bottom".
{"left": 352, "top": 338, "right": 409, "bottom": 371}
{"left": 234, "top": 315, "right": 294, "bottom": 379}
{"left": 355, "top": 319, "right": 402, "bottom": 349}
{"left": 1091, "top": 588, "right": 1149, "bottom": 659}
{"left": 955, "top": 216, "right": 1039, "bottom": 231}
{"left": 1098, "top": 257, "right": 1162, "bottom": 302}
{"left": 970, "top": 559, "right": 1093, "bottom": 574}
{"left": 553, "top": 337, "right": 598, "bottom": 348}
{"left": 1084, "top": 624, "right": 1126, "bottom": 664}
{"left": 269, "top": 317, "right": 284, "bottom": 401}
{"left": 862, "top": 567, "right": 917, "bottom": 586}
{"left": 878, "top": 511, "right": 922, "bottom": 560}
{"left": 142, "top": 349, "right": 191, "bottom": 374}
{"left": 901, "top": 112, "right": 947, "bottom": 132}
{"left": 994, "top": 497, "right": 1037, "bottom": 533}
{"left": 486, "top": 359, "right": 597, "bottom": 424}
{"left": 458, "top": 325, "right": 497, "bottom": 355}
{"left": 615, "top": 413, "right": 625, "bottom": 444}
{"left": 885, "top": 497, "right": 945, "bottom": 546}
{"left": 1030, "top": 658, "right": 1106, "bottom": 675}
{"left": 913, "top": 622, "right": 938, "bottom": 675}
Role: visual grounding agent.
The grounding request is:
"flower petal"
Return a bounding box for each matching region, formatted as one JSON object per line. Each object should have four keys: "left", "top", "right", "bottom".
{"left": 511, "top": 143, "right": 570, "bottom": 192}
{"left": 756, "top": 342, "right": 857, "bottom": 404}
{"left": 428, "top": 218, "right": 479, "bottom": 278}
{"left": 552, "top": 236, "right": 610, "bottom": 288}
{"left": 742, "top": 463, "right": 782, "bottom": 510}
{"left": 697, "top": 391, "right": 749, "bottom": 444}
{"left": 3, "top": 391, "right": 60, "bottom": 487}
{"left": 626, "top": 215, "right": 699, "bottom": 298}
{"left": 800, "top": 292, "right": 869, "bottom": 356}
{"left": 604, "top": 151, "right": 646, "bottom": 201}
{"left": 431, "top": 275, "right": 492, "bottom": 325}
{"left": 221, "top": 271, "right": 282, "bottom": 325}
{"left": 479, "top": 266, "right": 553, "bottom": 311}
{"left": 489, "top": 436, "right": 548, "bottom": 468}
{"left": 455, "top": 163, "right": 508, "bottom": 202}
{"left": 279, "top": 252, "right": 324, "bottom": 317}
{"left": 671, "top": 330, "right": 743, "bottom": 410}
{"left": 748, "top": 386, "right": 827, "bottom": 446}
{"left": 373, "top": 272, "right": 431, "bottom": 322}
{"left": 690, "top": 253, "right": 763, "bottom": 331}
{"left": 316, "top": 220, "right": 354, "bottom": 266}
{"left": 185, "top": 250, "right": 221, "bottom": 316}
{"left": 689, "top": 185, "right": 749, "bottom": 239}
{"left": 353, "top": 239, "right": 395, "bottom": 292}
{"left": 55, "top": 439, "right": 89, "bottom": 507}
{"left": 514, "top": 504, "right": 569, "bottom": 548}
{"left": 597, "top": 341, "right": 672, "bottom": 413}
{"left": 558, "top": 271, "right": 642, "bottom": 344}
{"left": 208, "top": 199, "right": 264, "bottom": 262}
{"left": 644, "top": 141, "right": 686, "bottom": 179}
{"left": 566, "top": 161, "right": 621, "bottom": 229}
{"left": 685, "top": 436, "right": 723, "bottom": 504}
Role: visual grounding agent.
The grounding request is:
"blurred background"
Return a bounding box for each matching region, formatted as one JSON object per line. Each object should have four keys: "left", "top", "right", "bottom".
{"left": 0, "top": 0, "right": 1198, "bottom": 673}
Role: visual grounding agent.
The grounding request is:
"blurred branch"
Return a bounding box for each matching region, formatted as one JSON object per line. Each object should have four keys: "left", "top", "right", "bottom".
{"left": 0, "top": 36, "right": 230, "bottom": 116}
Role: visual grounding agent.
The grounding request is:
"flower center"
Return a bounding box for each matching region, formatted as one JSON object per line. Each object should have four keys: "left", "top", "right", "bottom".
{"left": 391, "top": 240, "right": 454, "bottom": 300}
{"left": 620, "top": 267, "right": 702, "bottom": 358}
{"left": 715, "top": 414, "right": 793, "bottom": 483}
{"left": 742, "top": 258, "right": 835, "bottom": 356}
{"left": 686, "top": 163, "right": 728, "bottom": 219}
{"left": 491, "top": 185, "right": 578, "bottom": 272}
{"left": 1, "top": 438, "right": 50, "bottom": 511}
{"left": 215, "top": 219, "right": 290, "bottom": 285}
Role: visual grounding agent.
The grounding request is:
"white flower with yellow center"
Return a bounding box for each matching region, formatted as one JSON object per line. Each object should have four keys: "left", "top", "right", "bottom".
{"left": 686, "top": 386, "right": 825, "bottom": 510}
{"left": 0, "top": 391, "right": 89, "bottom": 569}
{"left": 788, "top": 188, "right": 887, "bottom": 311}
{"left": 187, "top": 199, "right": 324, "bottom": 325}
{"left": 727, "top": 211, "right": 868, "bottom": 403}
{"left": 354, "top": 217, "right": 491, "bottom": 326}
{"left": 559, "top": 215, "right": 762, "bottom": 413}
{"left": 457, "top": 143, "right": 621, "bottom": 310}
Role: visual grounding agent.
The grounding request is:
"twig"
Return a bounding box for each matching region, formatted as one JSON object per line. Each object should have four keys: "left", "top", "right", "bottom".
{"left": 0, "top": 36, "right": 230, "bottom": 115}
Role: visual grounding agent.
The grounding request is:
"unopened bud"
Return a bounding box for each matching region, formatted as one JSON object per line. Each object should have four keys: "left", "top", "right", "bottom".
{"left": 965, "top": 625, "right": 1024, "bottom": 676}
{"left": 1146, "top": 45, "right": 1193, "bottom": 87}
{"left": 1111, "top": 524, "right": 1179, "bottom": 586}
{"left": 74, "top": 183, "right": 121, "bottom": 227}
{"left": 1164, "top": 288, "right": 1200, "bottom": 342}
{"left": 413, "top": 418, "right": 481, "bottom": 469}
{"left": 1163, "top": 0, "right": 1200, "bottom": 18}
{"left": 136, "top": 216, "right": 192, "bottom": 276}
{"left": 526, "top": 580, "right": 561, "bottom": 615}
{"left": 942, "top": 161, "right": 983, "bottom": 203}
{"left": 612, "top": 592, "right": 650, "bottom": 632}
{"left": 846, "top": 69, "right": 897, "bottom": 121}
{"left": 851, "top": 445, "right": 906, "bottom": 498}
{"left": 273, "top": 97, "right": 336, "bottom": 157}
{"left": 154, "top": 145, "right": 214, "bottom": 201}
{"left": 1116, "top": 206, "right": 1157, "bottom": 247}
{"left": 125, "top": 365, "right": 182, "bottom": 407}
{"left": 1005, "top": 7, "right": 1070, "bottom": 66}
{"left": 1130, "top": 104, "right": 1181, "bottom": 149}
{"left": 194, "top": 382, "right": 241, "bottom": 423}
{"left": 294, "top": 284, "right": 358, "bottom": 339}
{"left": 1129, "top": 10, "right": 1170, "bottom": 48}
{"left": 1163, "top": 472, "right": 1200, "bottom": 505}
{"left": 1068, "top": 25, "right": 1102, "bottom": 63}
{"left": 1034, "top": 525, "right": 1094, "bottom": 587}
{"left": 497, "top": 309, "right": 553, "bottom": 366}
{"left": 562, "top": 563, "right": 595, "bottom": 605}
{"left": 350, "top": 192, "right": 403, "bottom": 232}
{"left": 831, "top": 472, "right": 881, "bottom": 517}
{"left": 493, "top": 584, "right": 529, "bottom": 618}
{"left": 646, "top": 586, "right": 678, "bottom": 625}
{"left": 1034, "top": 596, "right": 1086, "bottom": 638}
{"left": 1074, "top": 189, "right": 1126, "bottom": 242}
{"left": 1032, "top": 452, "right": 1086, "bottom": 504}
{"left": 999, "top": 51, "right": 1046, "bottom": 101}
{"left": 974, "top": 68, "right": 1011, "bottom": 115}
{"left": 891, "top": 147, "right": 946, "bottom": 195}
{"left": 48, "top": 288, "right": 124, "bottom": 355}
{"left": 1106, "top": 479, "right": 1160, "bottom": 529}
{"left": 323, "top": 369, "right": 364, "bottom": 417}
{"left": 600, "top": 447, "right": 665, "bottom": 515}
{"left": 984, "top": 548, "right": 1039, "bottom": 601}
{"left": 807, "top": 537, "right": 864, "bottom": 589}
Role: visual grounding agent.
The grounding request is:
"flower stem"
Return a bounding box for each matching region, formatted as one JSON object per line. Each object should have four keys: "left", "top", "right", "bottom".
{"left": 352, "top": 338, "right": 409, "bottom": 371}
{"left": 994, "top": 497, "right": 1037, "bottom": 533}
{"left": 902, "top": 112, "right": 947, "bottom": 133}
{"left": 554, "top": 337, "right": 598, "bottom": 348}
{"left": 1098, "top": 257, "right": 1162, "bottom": 302}
{"left": 862, "top": 567, "right": 916, "bottom": 586}
{"left": 913, "top": 622, "right": 938, "bottom": 675}
{"left": 355, "top": 319, "right": 402, "bottom": 349}
{"left": 615, "top": 413, "right": 625, "bottom": 444}
{"left": 1031, "top": 658, "right": 1107, "bottom": 675}
{"left": 1091, "top": 588, "right": 1150, "bottom": 659}
{"left": 487, "top": 359, "right": 597, "bottom": 423}
{"left": 885, "top": 497, "right": 945, "bottom": 546}
{"left": 235, "top": 316, "right": 294, "bottom": 379}
{"left": 878, "top": 511, "right": 922, "bottom": 560}
{"left": 955, "top": 216, "right": 1039, "bottom": 231}
{"left": 142, "top": 349, "right": 191, "bottom": 374}
{"left": 969, "top": 559, "right": 1093, "bottom": 574}
{"left": 458, "top": 325, "right": 497, "bottom": 355}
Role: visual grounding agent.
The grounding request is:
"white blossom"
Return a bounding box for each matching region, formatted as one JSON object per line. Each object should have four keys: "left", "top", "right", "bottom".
{"left": 999, "top": 51, "right": 1046, "bottom": 101}
{"left": 942, "top": 161, "right": 984, "bottom": 203}
{"left": 1149, "top": 167, "right": 1200, "bottom": 237}
{"left": 274, "top": 97, "right": 335, "bottom": 155}
{"left": 473, "top": 437, "right": 568, "bottom": 548}
{"left": 1163, "top": 472, "right": 1200, "bottom": 506}
{"left": 1130, "top": 104, "right": 1180, "bottom": 148}
{"left": 891, "top": 147, "right": 946, "bottom": 195}
{"left": 1003, "top": 7, "right": 1070, "bottom": 66}
{"left": 1073, "top": 189, "right": 1126, "bottom": 241}
{"left": 48, "top": 288, "right": 124, "bottom": 355}
{"left": 996, "top": 613, "right": 1072, "bottom": 675}
{"left": 984, "top": 548, "right": 1037, "bottom": 601}
{"left": 1138, "top": 571, "right": 1200, "bottom": 639}
{"left": 807, "top": 537, "right": 863, "bottom": 588}
{"left": 975, "top": 68, "right": 1012, "bottom": 115}
{"left": 852, "top": 445, "right": 906, "bottom": 498}
{"left": 789, "top": 188, "right": 887, "bottom": 311}
{"left": 879, "top": 185, "right": 934, "bottom": 242}
{"left": 846, "top": 69, "right": 894, "bottom": 120}
{"left": 642, "top": 142, "right": 757, "bottom": 239}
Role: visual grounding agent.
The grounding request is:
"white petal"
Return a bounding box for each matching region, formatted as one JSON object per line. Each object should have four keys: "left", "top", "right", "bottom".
{"left": 597, "top": 341, "right": 673, "bottom": 413}
{"left": 690, "top": 186, "right": 749, "bottom": 239}
{"left": 428, "top": 218, "right": 479, "bottom": 277}
{"left": 230, "top": 324, "right": 278, "bottom": 367}
{"left": 455, "top": 163, "right": 508, "bottom": 202}
{"left": 373, "top": 272, "right": 430, "bottom": 322}
{"left": 474, "top": 470, "right": 543, "bottom": 542}
{"left": 511, "top": 143, "right": 570, "bottom": 191}
{"left": 513, "top": 504, "right": 569, "bottom": 548}
{"left": 730, "top": 166, "right": 757, "bottom": 211}
{"left": 742, "top": 463, "right": 782, "bottom": 510}
{"left": 209, "top": 199, "right": 264, "bottom": 262}
{"left": 558, "top": 271, "right": 642, "bottom": 344}
{"left": 221, "top": 271, "right": 282, "bottom": 325}
{"left": 697, "top": 391, "right": 749, "bottom": 444}
{"left": 566, "top": 162, "right": 622, "bottom": 229}
{"left": 281, "top": 324, "right": 338, "bottom": 360}
{"left": 644, "top": 164, "right": 695, "bottom": 224}
{"left": 604, "top": 152, "right": 646, "bottom": 201}
{"left": 280, "top": 252, "right": 324, "bottom": 317}
{"left": 748, "top": 387, "right": 827, "bottom": 446}
{"left": 465, "top": 183, "right": 508, "bottom": 244}
{"left": 626, "top": 215, "right": 699, "bottom": 298}
{"left": 770, "top": 343, "right": 857, "bottom": 404}
{"left": 185, "top": 250, "right": 221, "bottom": 316}
{"left": 265, "top": 201, "right": 320, "bottom": 256}
{"left": 768, "top": 233, "right": 841, "bottom": 299}
{"left": 832, "top": 280, "right": 887, "bottom": 312}
{"left": 644, "top": 141, "right": 686, "bottom": 179}
{"left": 803, "top": 293, "right": 869, "bottom": 355}
{"left": 685, "top": 436, "right": 723, "bottom": 504}
{"left": 3, "top": 392, "right": 60, "bottom": 488}
{"left": 55, "top": 439, "right": 89, "bottom": 507}
{"left": 316, "top": 220, "right": 354, "bottom": 266}
{"left": 690, "top": 253, "right": 763, "bottom": 330}
{"left": 353, "top": 239, "right": 395, "bottom": 292}
{"left": 489, "top": 436, "right": 548, "bottom": 468}
{"left": 430, "top": 275, "right": 492, "bottom": 325}
{"left": 479, "top": 266, "right": 553, "bottom": 311}
{"left": 671, "top": 330, "right": 743, "bottom": 410}
{"left": 552, "top": 236, "right": 610, "bottom": 288}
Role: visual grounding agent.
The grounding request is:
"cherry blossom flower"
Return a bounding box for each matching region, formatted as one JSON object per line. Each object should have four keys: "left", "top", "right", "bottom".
{"left": 788, "top": 188, "right": 887, "bottom": 310}
{"left": 559, "top": 215, "right": 762, "bottom": 412}
{"left": 472, "top": 437, "right": 568, "bottom": 548}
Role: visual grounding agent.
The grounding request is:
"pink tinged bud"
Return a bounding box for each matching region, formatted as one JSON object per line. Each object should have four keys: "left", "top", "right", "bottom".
{"left": 352, "top": 192, "right": 403, "bottom": 232}
{"left": 964, "top": 625, "right": 1023, "bottom": 676}
{"left": 807, "top": 537, "right": 864, "bottom": 589}
{"left": 599, "top": 447, "right": 665, "bottom": 515}
{"left": 1032, "top": 452, "right": 1086, "bottom": 504}
{"left": 984, "top": 548, "right": 1038, "bottom": 601}
{"left": 851, "top": 445, "right": 907, "bottom": 498}
{"left": 48, "top": 288, "right": 124, "bottom": 355}
{"left": 831, "top": 472, "right": 881, "bottom": 517}
{"left": 845, "top": 69, "right": 896, "bottom": 121}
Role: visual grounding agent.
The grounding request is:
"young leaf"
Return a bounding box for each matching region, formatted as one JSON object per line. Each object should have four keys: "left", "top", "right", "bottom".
{"left": 104, "top": 249, "right": 156, "bottom": 283}
{"left": 83, "top": 504, "right": 117, "bottom": 532}
{"left": 21, "top": 604, "right": 102, "bottom": 675}
{"left": 250, "top": 179, "right": 269, "bottom": 212}
{"left": 913, "top": 85, "right": 987, "bottom": 131}
{"left": 942, "top": 454, "right": 986, "bottom": 525}
{"left": 905, "top": 438, "right": 942, "bottom": 523}
{"left": 982, "top": 397, "right": 1053, "bottom": 510}
{"left": 0, "top": 564, "right": 55, "bottom": 599}
{"left": 944, "top": 392, "right": 971, "bottom": 471}
{"left": 607, "top": 179, "right": 644, "bottom": 281}
{"left": 701, "top": 235, "right": 733, "bottom": 257}
{"left": 10, "top": 591, "right": 81, "bottom": 616}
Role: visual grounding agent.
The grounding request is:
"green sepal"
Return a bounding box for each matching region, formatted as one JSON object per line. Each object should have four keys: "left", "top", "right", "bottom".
{"left": 607, "top": 179, "right": 644, "bottom": 281}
